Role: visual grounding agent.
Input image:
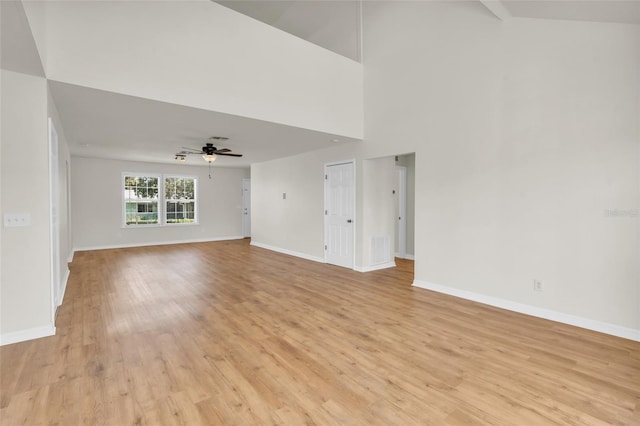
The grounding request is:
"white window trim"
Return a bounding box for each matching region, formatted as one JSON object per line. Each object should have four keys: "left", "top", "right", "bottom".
{"left": 164, "top": 174, "right": 199, "bottom": 226}
{"left": 122, "top": 173, "right": 198, "bottom": 228}
{"left": 122, "top": 172, "right": 161, "bottom": 228}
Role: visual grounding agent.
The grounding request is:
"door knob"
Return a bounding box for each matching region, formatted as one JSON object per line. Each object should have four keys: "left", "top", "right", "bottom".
{"left": 347, "top": 219, "right": 352, "bottom": 223}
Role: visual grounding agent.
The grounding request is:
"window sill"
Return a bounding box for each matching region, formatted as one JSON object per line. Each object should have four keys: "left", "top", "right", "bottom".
{"left": 122, "top": 222, "right": 199, "bottom": 229}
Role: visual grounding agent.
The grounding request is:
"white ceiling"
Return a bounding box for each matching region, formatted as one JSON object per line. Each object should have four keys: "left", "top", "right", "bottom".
{"left": 503, "top": 0, "right": 640, "bottom": 25}
{"left": 3, "top": 0, "right": 638, "bottom": 168}
{"left": 0, "top": 1, "right": 44, "bottom": 77}
{"left": 217, "top": 1, "right": 361, "bottom": 62}
{"left": 50, "top": 81, "right": 357, "bottom": 168}
{"left": 217, "top": 0, "right": 640, "bottom": 58}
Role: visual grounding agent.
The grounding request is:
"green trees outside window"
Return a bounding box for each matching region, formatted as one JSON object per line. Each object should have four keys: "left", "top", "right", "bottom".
{"left": 124, "top": 176, "right": 159, "bottom": 225}
{"left": 123, "top": 174, "right": 197, "bottom": 226}
{"left": 165, "top": 177, "right": 196, "bottom": 224}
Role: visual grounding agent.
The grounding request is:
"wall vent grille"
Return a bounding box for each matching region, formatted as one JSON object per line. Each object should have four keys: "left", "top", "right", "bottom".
{"left": 371, "top": 235, "right": 390, "bottom": 265}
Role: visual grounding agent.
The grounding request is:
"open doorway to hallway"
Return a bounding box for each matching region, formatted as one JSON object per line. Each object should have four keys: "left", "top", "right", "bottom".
{"left": 394, "top": 153, "right": 415, "bottom": 261}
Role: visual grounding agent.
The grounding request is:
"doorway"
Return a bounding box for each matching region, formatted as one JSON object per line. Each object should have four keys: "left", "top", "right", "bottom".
{"left": 324, "top": 161, "right": 355, "bottom": 269}
{"left": 396, "top": 166, "right": 407, "bottom": 258}
{"left": 395, "top": 153, "right": 415, "bottom": 260}
{"left": 242, "top": 178, "right": 251, "bottom": 238}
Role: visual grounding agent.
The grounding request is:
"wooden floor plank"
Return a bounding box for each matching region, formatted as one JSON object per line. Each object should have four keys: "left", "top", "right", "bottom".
{"left": 1, "top": 239, "right": 639, "bottom": 425}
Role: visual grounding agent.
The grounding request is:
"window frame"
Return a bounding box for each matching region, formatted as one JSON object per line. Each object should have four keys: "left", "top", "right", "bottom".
{"left": 123, "top": 173, "right": 161, "bottom": 227}
{"left": 122, "top": 173, "right": 198, "bottom": 228}
{"left": 164, "top": 174, "right": 198, "bottom": 226}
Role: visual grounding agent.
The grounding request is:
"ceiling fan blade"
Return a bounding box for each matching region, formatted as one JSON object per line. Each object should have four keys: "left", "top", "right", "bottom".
{"left": 181, "top": 147, "right": 203, "bottom": 153}
{"left": 212, "top": 148, "right": 231, "bottom": 153}
{"left": 216, "top": 153, "right": 243, "bottom": 157}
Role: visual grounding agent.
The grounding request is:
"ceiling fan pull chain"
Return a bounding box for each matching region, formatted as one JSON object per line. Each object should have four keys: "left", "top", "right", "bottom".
{"left": 209, "top": 163, "right": 212, "bottom": 180}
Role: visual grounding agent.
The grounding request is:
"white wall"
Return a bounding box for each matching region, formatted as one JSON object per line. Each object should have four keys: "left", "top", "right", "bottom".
{"left": 1, "top": 70, "right": 54, "bottom": 343}
{"left": 72, "top": 157, "right": 249, "bottom": 250}
{"left": 251, "top": 143, "right": 399, "bottom": 270}
{"left": 361, "top": 156, "right": 396, "bottom": 269}
{"left": 251, "top": 148, "right": 348, "bottom": 261}
{"left": 364, "top": 2, "right": 640, "bottom": 335}
{"left": 492, "top": 17, "right": 639, "bottom": 331}
{"left": 0, "top": 0, "right": 45, "bottom": 77}
{"left": 24, "top": 0, "right": 363, "bottom": 139}
{"left": 252, "top": 2, "right": 640, "bottom": 338}
{"left": 20, "top": 0, "right": 48, "bottom": 73}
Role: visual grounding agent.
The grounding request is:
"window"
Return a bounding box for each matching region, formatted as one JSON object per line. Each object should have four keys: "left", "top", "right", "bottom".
{"left": 124, "top": 175, "right": 159, "bottom": 225}
{"left": 165, "top": 176, "right": 197, "bottom": 224}
{"left": 123, "top": 174, "right": 197, "bottom": 226}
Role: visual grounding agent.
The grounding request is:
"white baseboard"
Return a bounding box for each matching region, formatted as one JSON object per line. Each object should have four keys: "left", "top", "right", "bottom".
{"left": 57, "top": 267, "right": 70, "bottom": 307}
{"left": 251, "top": 242, "right": 398, "bottom": 273}
{"left": 354, "top": 261, "right": 397, "bottom": 273}
{"left": 395, "top": 253, "right": 415, "bottom": 260}
{"left": 74, "top": 236, "right": 245, "bottom": 252}
{"left": 250, "top": 241, "right": 325, "bottom": 264}
{"left": 0, "top": 325, "right": 56, "bottom": 346}
{"left": 412, "top": 280, "right": 640, "bottom": 342}
{"left": 67, "top": 249, "right": 75, "bottom": 263}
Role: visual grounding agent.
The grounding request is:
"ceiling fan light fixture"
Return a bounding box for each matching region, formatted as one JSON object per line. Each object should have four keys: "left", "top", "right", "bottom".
{"left": 202, "top": 154, "right": 217, "bottom": 163}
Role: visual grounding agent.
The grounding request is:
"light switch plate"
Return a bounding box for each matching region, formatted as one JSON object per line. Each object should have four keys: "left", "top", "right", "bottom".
{"left": 3, "top": 213, "right": 31, "bottom": 227}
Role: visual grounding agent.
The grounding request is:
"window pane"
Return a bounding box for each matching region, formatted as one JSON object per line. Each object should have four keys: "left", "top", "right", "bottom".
{"left": 165, "top": 177, "right": 196, "bottom": 224}
{"left": 166, "top": 201, "right": 195, "bottom": 223}
{"left": 124, "top": 175, "right": 159, "bottom": 225}
{"left": 124, "top": 175, "right": 194, "bottom": 226}
{"left": 125, "top": 201, "right": 158, "bottom": 224}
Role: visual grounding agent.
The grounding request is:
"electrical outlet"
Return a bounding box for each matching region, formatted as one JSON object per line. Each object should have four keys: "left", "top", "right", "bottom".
{"left": 533, "top": 279, "right": 543, "bottom": 292}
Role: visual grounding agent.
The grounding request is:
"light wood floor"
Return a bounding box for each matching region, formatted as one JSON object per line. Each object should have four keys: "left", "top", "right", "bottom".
{"left": 1, "top": 239, "right": 639, "bottom": 425}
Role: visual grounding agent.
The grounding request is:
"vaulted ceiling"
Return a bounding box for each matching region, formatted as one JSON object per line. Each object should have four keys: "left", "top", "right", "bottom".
{"left": 3, "top": 0, "right": 638, "bottom": 167}
{"left": 218, "top": 1, "right": 361, "bottom": 62}
{"left": 219, "top": 0, "right": 640, "bottom": 62}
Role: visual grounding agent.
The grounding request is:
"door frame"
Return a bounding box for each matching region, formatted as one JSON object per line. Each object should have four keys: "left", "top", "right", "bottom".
{"left": 66, "top": 159, "right": 72, "bottom": 256}
{"left": 48, "top": 118, "right": 60, "bottom": 320}
{"left": 324, "top": 159, "right": 356, "bottom": 269}
{"left": 396, "top": 165, "right": 407, "bottom": 258}
{"left": 242, "top": 178, "right": 251, "bottom": 238}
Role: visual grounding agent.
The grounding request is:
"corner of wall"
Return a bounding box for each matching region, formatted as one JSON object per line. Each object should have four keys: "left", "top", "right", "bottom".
{"left": 0, "top": 325, "right": 56, "bottom": 346}
{"left": 413, "top": 280, "right": 640, "bottom": 342}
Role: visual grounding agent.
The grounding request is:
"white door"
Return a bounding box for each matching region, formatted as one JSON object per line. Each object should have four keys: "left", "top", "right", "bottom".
{"left": 396, "top": 166, "right": 407, "bottom": 258}
{"left": 325, "top": 162, "right": 354, "bottom": 268}
{"left": 242, "top": 179, "right": 251, "bottom": 237}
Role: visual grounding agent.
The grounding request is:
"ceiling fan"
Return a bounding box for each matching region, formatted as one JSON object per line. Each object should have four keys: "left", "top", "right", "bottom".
{"left": 175, "top": 136, "right": 243, "bottom": 163}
